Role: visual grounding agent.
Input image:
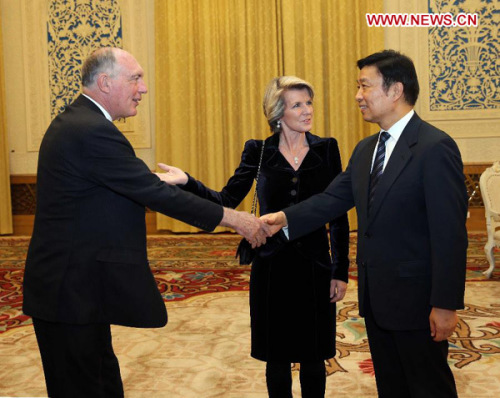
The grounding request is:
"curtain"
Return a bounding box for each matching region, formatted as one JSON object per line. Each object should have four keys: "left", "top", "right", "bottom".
{"left": 280, "top": 0, "right": 383, "bottom": 227}
{"left": 0, "top": 6, "right": 13, "bottom": 235}
{"left": 155, "top": 0, "right": 282, "bottom": 232}
{"left": 155, "top": 0, "right": 383, "bottom": 232}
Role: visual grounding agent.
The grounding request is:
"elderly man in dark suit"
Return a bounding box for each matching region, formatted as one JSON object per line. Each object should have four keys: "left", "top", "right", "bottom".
{"left": 23, "top": 47, "right": 269, "bottom": 398}
{"left": 262, "top": 50, "right": 467, "bottom": 398}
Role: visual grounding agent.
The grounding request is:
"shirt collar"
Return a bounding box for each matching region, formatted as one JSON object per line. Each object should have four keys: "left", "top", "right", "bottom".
{"left": 383, "top": 109, "right": 414, "bottom": 141}
{"left": 82, "top": 93, "right": 113, "bottom": 122}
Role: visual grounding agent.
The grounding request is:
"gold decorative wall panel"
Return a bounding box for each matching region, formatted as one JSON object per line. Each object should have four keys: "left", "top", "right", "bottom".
{"left": 427, "top": 0, "right": 499, "bottom": 114}
{"left": 416, "top": 0, "right": 500, "bottom": 138}
{"left": 47, "top": 0, "right": 123, "bottom": 118}
{"left": 3, "top": 0, "right": 153, "bottom": 163}
{"left": 385, "top": 0, "right": 500, "bottom": 143}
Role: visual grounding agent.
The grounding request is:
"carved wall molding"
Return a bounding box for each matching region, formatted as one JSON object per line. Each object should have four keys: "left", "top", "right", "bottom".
{"left": 384, "top": 0, "right": 500, "bottom": 141}
{"left": 47, "top": 0, "right": 123, "bottom": 119}
{"left": 12, "top": 0, "right": 152, "bottom": 153}
{"left": 10, "top": 164, "right": 488, "bottom": 233}
{"left": 425, "top": 0, "right": 499, "bottom": 119}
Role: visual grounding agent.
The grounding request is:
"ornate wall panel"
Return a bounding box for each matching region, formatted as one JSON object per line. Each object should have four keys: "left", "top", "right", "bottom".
{"left": 426, "top": 0, "right": 499, "bottom": 115}
{"left": 385, "top": 0, "right": 500, "bottom": 146}
{"left": 5, "top": 0, "right": 153, "bottom": 159}
{"left": 417, "top": 0, "right": 500, "bottom": 138}
{"left": 47, "top": 0, "right": 123, "bottom": 119}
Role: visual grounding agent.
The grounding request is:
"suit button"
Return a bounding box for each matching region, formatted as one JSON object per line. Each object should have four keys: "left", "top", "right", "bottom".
{"left": 290, "top": 190, "right": 297, "bottom": 196}
{"left": 291, "top": 177, "right": 298, "bottom": 183}
{"left": 364, "top": 233, "right": 370, "bottom": 238}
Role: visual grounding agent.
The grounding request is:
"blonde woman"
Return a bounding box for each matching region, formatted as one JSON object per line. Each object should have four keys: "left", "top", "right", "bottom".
{"left": 157, "top": 76, "right": 349, "bottom": 397}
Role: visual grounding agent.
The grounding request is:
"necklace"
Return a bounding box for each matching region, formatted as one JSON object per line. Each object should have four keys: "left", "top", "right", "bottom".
{"left": 279, "top": 142, "right": 308, "bottom": 166}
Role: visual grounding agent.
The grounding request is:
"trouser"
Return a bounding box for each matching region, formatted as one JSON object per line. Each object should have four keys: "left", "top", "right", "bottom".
{"left": 32, "top": 318, "right": 124, "bottom": 398}
{"left": 266, "top": 360, "right": 326, "bottom": 398}
{"left": 364, "top": 291, "right": 458, "bottom": 398}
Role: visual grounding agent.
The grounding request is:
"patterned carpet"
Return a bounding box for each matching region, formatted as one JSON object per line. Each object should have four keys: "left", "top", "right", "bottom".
{"left": 0, "top": 233, "right": 499, "bottom": 397}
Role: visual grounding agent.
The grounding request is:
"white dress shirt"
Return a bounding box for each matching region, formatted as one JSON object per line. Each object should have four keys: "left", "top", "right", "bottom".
{"left": 371, "top": 109, "right": 415, "bottom": 172}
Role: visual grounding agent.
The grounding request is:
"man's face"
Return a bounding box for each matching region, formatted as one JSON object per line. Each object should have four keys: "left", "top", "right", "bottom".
{"left": 108, "top": 52, "right": 148, "bottom": 120}
{"left": 355, "top": 65, "right": 396, "bottom": 130}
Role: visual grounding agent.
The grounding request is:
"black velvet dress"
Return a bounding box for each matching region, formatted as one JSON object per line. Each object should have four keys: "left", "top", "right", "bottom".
{"left": 181, "top": 132, "right": 350, "bottom": 362}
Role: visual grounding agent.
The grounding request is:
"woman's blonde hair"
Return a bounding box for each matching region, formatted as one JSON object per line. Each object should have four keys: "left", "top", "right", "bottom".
{"left": 262, "top": 76, "right": 314, "bottom": 133}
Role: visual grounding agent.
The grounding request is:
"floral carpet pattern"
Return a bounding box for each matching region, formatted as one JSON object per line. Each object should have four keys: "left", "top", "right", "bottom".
{"left": 0, "top": 233, "right": 499, "bottom": 397}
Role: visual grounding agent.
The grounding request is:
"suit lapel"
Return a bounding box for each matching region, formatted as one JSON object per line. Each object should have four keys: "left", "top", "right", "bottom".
{"left": 264, "top": 133, "right": 289, "bottom": 170}
{"left": 368, "top": 114, "right": 421, "bottom": 222}
{"left": 300, "top": 132, "right": 325, "bottom": 171}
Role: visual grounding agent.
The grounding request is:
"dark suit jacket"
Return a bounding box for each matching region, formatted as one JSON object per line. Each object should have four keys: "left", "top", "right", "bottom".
{"left": 181, "top": 132, "right": 350, "bottom": 279}
{"left": 284, "top": 113, "right": 468, "bottom": 330}
{"left": 23, "top": 95, "right": 223, "bottom": 328}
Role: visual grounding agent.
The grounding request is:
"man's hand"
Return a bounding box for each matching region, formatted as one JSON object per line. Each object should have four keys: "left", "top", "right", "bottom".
{"left": 260, "top": 211, "right": 288, "bottom": 236}
{"left": 429, "top": 307, "right": 458, "bottom": 342}
{"left": 220, "top": 208, "right": 271, "bottom": 248}
{"left": 154, "top": 163, "right": 189, "bottom": 185}
{"left": 330, "top": 279, "right": 347, "bottom": 303}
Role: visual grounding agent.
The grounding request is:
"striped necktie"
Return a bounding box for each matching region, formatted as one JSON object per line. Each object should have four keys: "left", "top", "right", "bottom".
{"left": 368, "top": 131, "right": 390, "bottom": 211}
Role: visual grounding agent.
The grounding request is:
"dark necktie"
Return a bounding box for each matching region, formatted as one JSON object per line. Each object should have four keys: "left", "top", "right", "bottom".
{"left": 368, "top": 131, "right": 390, "bottom": 210}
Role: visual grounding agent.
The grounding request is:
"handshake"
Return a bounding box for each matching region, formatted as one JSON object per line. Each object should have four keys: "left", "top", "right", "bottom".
{"left": 220, "top": 208, "right": 288, "bottom": 248}
{"left": 154, "top": 163, "right": 286, "bottom": 247}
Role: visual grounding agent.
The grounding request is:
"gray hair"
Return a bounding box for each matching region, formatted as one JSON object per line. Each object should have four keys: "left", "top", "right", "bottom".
{"left": 81, "top": 47, "right": 118, "bottom": 88}
{"left": 262, "top": 76, "right": 314, "bottom": 134}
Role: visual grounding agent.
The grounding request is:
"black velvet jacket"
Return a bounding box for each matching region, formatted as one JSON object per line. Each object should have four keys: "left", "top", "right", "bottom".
{"left": 182, "top": 132, "right": 350, "bottom": 281}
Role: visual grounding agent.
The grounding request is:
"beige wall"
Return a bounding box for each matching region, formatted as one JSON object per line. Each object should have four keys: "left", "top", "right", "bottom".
{"left": 2, "top": 0, "right": 498, "bottom": 176}
{"left": 1, "top": 0, "right": 156, "bottom": 175}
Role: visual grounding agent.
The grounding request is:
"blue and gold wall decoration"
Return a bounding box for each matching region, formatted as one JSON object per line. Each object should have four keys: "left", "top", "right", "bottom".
{"left": 428, "top": 0, "right": 499, "bottom": 111}
{"left": 47, "top": 0, "right": 123, "bottom": 118}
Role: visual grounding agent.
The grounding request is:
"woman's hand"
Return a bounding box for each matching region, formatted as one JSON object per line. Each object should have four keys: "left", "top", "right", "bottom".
{"left": 330, "top": 279, "right": 347, "bottom": 303}
{"left": 155, "top": 163, "right": 189, "bottom": 185}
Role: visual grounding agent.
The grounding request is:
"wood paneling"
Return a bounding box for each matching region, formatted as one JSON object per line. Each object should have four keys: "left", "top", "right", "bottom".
{"left": 9, "top": 164, "right": 492, "bottom": 235}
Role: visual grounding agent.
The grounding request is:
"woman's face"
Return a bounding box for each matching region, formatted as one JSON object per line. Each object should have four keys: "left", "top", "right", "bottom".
{"left": 280, "top": 88, "right": 313, "bottom": 134}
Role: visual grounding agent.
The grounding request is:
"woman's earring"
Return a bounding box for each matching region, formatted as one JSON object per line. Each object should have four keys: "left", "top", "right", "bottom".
{"left": 277, "top": 120, "right": 281, "bottom": 130}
